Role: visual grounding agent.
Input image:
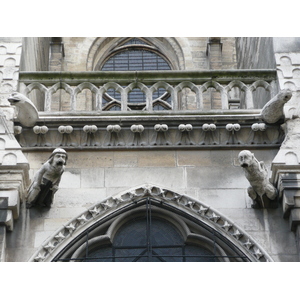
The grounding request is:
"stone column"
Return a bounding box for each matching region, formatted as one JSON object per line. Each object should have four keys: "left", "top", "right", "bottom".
{"left": 271, "top": 38, "right": 300, "bottom": 260}
{"left": 206, "top": 37, "right": 222, "bottom": 70}
{"left": 0, "top": 38, "right": 28, "bottom": 261}
{"left": 206, "top": 38, "right": 223, "bottom": 109}
{"left": 0, "top": 226, "right": 6, "bottom": 262}
{"left": 49, "top": 37, "right": 64, "bottom": 71}
{"left": 296, "top": 226, "right": 300, "bottom": 261}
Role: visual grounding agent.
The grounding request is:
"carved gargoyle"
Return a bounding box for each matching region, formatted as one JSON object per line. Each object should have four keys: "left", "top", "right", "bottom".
{"left": 7, "top": 92, "right": 39, "bottom": 127}
{"left": 238, "top": 150, "right": 278, "bottom": 208}
{"left": 26, "top": 148, "right": 68, "bottom": 208}
{"left": 261, "top": 89, "right": 292, "bottom": 124}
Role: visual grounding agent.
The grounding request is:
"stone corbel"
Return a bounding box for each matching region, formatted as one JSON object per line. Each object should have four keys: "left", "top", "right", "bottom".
{"left": 272, "top": 170, "right": 300, "bottom": 230}
{"left": 0, "top": 190, "right": 21, "bottom": 231}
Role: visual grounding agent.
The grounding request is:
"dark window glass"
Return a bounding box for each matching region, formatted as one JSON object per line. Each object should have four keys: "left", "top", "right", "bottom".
{"left": 101, "top": 44, "right": 172, "bottom": 110}
{"left": 102, "top": 49, "right": 171, "bottom": 72}
{"left": 83, "top": 218, "right": 217, "bottom": 262}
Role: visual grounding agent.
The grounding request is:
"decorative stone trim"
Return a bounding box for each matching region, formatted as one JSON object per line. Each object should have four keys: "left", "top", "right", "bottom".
{"left": 16, "top": 121, "right": 282, "bottom": 150}
{"left": 29, "top": 184, "right": 274, "bottom": 262}
{"left": 18, "top": 70, "right": 277, "bottom": 112}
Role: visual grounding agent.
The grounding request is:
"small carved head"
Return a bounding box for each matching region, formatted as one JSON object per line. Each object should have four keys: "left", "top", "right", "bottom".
{"left": 48, "top": 148, "right": 68, "bottom": 166}
{"left": 238, "top": 150, "right": 254, "bottom": 168}
{"left": 7, "top": 92, "right": 33, "bottom": 105}
{"left": 279, "top": 89, "right": 293, "bottom": 103}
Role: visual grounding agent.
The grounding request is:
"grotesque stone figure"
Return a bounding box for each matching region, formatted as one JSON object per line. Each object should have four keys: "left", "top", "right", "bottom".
{"left": 7, "top": 92, "right": 39, "bottom": 127}
{"left": 261, "top": 89, "right": 292, "bottom": 124}
{"left": 238, "top": 150, "right": 277, "bottom": 208}
{"left": 26, "top": 148, "right": 68, "bottom": 208}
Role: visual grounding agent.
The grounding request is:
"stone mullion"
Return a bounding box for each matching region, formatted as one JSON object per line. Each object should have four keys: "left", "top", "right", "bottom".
{"left": 44, "top": 89, "right": 52, "bottom": 111}
{"left": 145, "top": 88, "right": 152, "bottom": 112}
{"left": 121, "top": 89, "right": 128, "bottom": 112}
{"left": 296, "top": 225, "right": 300, "bottom": 261}
{"left": 245, "top": 87, "right": 254, "bottom": 109}
{"left": 0, "top": 226, "right": 6, "bottom": 262}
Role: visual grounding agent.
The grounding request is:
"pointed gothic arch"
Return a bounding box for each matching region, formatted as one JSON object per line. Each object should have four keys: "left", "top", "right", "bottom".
{"left": 29, "top": 184, "right": 273, "bottom": 262}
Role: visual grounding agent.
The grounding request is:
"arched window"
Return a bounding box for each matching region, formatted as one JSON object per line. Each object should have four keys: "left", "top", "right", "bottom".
{"left": 99, "top": 38, "right": 172, "bottom": 111}
{"left": 30, "top": 185, "right": 273, "bottom": 262}
{"left": 75, "top": 216, "right": 218, "bottom": 262}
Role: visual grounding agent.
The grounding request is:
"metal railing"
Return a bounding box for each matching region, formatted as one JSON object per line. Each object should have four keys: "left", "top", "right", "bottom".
{"left": 18, "top": 70, "right": 278, "bottom": 113}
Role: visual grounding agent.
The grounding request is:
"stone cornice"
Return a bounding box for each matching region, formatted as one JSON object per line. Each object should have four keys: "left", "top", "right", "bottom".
{"left": 19, "top": 69, "right": 277, "bottom": 85}
{"left": 15, "top": 115, "right": 282, "bottom": 151}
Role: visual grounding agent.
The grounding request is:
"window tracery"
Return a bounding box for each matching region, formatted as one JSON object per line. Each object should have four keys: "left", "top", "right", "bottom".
{"left": 99, "top": 38, "right": 172, "bottom": 111}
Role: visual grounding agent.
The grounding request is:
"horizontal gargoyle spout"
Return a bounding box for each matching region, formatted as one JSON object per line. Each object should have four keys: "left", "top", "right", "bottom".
{"left": 261, "top": 89, "right": 293, "bottom": 124}
{"left": 8, "top": 92, "right": 39, "bottom": 127}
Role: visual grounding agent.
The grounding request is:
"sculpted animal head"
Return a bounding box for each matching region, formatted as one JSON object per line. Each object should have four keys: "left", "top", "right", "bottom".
{"left": 8, "top": 92, "right": 35, "bottom": 105}
{"left": 7, "top": 92, "right": 39, "bottom": 127}
{"left": 238, "top": 150, "right": 255, "bottom": 168}
{"left": 277, "top": 89, "right": 293, "bottom": 103}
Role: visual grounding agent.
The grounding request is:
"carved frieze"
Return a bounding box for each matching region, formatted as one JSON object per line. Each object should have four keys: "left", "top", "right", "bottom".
{"left": 152, "top": 124, "right": 170, "bottom": 145}
{"left": 177, "top": 124, "right": 194, "bottom": 145}
{"left": 130, "top": 124, "right": 145, "bottom": 146}
{"left": 105, "top": 125, "right": 124, "bottom": 146}
{"left": 15, "top": 120, "right": 283, "bottom": 150}
{"left": 225, "top": 123, "right": 241, "bottom": 144}
{"left": 58, "top": 125, "right": 73, "bottom": 147}
{"left": 247, "top": 123, "right": 270, "bottom": 144}
{"left": 33, "top": 125, "right": 50, "bottom": 147}
{"left": 82, "top": 125, "right": 99, "bottom": 146}
{"left": 199, "top": 123, "right": 218, "bottom": 145}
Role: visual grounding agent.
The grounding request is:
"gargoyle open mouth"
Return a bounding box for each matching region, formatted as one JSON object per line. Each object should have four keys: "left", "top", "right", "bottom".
{"left": 241, "top": 163, "right": 248, "bottom": 168}
{"left": 56, "top": 160, "right": 64, "bottom": 166}
{"left": 7, "top": 97, "right": 20, "bottom": 104}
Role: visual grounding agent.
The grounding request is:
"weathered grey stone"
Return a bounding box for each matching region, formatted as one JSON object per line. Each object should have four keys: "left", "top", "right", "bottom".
{"left": 81, "top": 168, "right": 105, "bottom": 188}
{"left": 44, "top": 218, "right": 70, "bottom": 232}
{"left": 186, "top": 166, "right": 248, "bottom": 189}
{"left": 27, "top": 148, "right": 67, "bottom": 208}
{"left": 2, "top": 37, "right": 300, "bottom": 262}
{"left": 137, "top": 151, "right": 176, "bottom": 167}
{"left": 7, "top": 92, "right": 38, "bottom": 127}
{"left": 238, "top": 150, "right": 277, "bottom": 208}
{"left": 196, "top": 188, "right": 246, "bottom": 208}
{"left": 105, "top": 167, "right": 186, "bottom": 189}
{"left": 54, "top": 188, "right": 106, "bottom": 208}
{"left": 59, "top": 170, "right": 81, "bottom": 189}
{"left": 270, "top": 231, "right": 298, "bottom": 255}
{"left": 66, "top": 151, "right": 114, "bottom": 168}
{"left": 177, "top": 150, "right": 211, "bottom": 166}
{"left": 34, "top": 230, "right": 56, "bottom": 248}
{"left": 0, "top": 226, "right": 6, "bottom": 262}
{"left": 113, "top": 151, "right": 138, "bottom": 167}
{"left": 261, "top": 89, "right": 293, "bottom": 124}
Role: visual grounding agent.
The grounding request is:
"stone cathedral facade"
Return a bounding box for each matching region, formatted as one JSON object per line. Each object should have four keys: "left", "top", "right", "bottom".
{"left": 0, "top": 37, "right": 300, "bottom": 262}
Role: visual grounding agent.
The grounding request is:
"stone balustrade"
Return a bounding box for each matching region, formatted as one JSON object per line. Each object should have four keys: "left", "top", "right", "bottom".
{"left": 18, "top": 70, "right": 277, "bottom": 112}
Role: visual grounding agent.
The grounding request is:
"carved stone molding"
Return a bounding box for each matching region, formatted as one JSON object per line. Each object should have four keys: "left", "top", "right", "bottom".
{"left": 15, "top": 119, "right": 283, "bottom": 150}
{"left": 29, "top": 184, "right": 274, "bottom": 262}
